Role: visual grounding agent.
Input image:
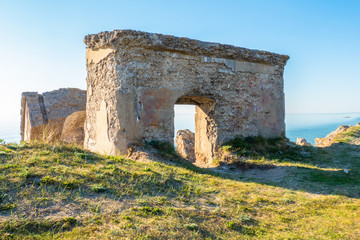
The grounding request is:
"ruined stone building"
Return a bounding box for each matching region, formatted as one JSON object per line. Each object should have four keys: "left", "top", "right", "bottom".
{"left": 20, "top": 30, "right": 288, "bottom": 161}
{"left": 83, "top": 30, "right": 289, "bottom": 160}
{"left": 21, "top": 88, "right": 86, "bottom": 142}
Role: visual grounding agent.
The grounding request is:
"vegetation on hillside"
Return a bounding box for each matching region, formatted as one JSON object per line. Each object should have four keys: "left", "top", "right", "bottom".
{"left": 0, "top": 138, "right": 359, "bottom": 239}
{"left": 332, "top": 125, "right": 360, "bottom": 144}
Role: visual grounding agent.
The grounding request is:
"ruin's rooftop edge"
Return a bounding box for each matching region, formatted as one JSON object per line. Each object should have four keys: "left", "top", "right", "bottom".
{"left": 84, "top": 29, "right": 289, "bottom": 66}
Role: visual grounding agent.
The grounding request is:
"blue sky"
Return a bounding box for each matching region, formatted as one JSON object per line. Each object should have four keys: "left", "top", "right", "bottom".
{"left": 1, "top": 0, "right": 359, "bottom": 123}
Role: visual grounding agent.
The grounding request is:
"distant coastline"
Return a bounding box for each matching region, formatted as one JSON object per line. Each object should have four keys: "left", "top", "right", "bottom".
{"left": 286, "top": 112, "right": 360, "bottom": 144}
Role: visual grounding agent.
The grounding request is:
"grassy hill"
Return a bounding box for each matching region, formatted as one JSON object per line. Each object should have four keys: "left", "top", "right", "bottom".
{"left": 0, "top": 138, "right": 359, "bottom": 239}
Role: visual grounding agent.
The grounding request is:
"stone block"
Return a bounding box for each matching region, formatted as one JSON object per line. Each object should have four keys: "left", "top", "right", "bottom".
{"left": 175, "top": 129, "right": 195, "bottom": 162}
{"left": 61, "top": 111, "right": 86, "bottom": 145}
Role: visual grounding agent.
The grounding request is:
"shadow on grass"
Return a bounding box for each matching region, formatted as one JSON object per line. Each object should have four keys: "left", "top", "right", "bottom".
{"left": 142, "top": 138, "right": 360, "bottom": 199}
{"left": 1, "top": 139, "right": 359, "bottom": 224}
{"left": 0, "top": 140, "right": 359, "bottom": 238}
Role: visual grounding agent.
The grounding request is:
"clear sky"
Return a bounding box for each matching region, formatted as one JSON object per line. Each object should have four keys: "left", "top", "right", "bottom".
{"left": 1, "top": 0, "right": 359, "bottom": 123}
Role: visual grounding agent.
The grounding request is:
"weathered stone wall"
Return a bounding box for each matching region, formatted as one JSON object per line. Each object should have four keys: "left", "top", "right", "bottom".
{"left": 84, "top": 30, "right": 289, "bottom": 158}
{"left": 21, "top": 88, "right": 86, "bottom": 142}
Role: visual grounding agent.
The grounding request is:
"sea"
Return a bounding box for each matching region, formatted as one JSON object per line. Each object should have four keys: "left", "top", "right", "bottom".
{"left": 174, "top": 107, "right": 360, "bottom": 145}
{"left": 1, "top": 108, "right": 360, "bottom": 146}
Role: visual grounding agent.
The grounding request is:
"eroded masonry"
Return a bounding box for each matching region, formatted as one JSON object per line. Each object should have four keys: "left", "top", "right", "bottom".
{"left": 83, "top": 30, "right": 289, "bottom": 160}
{"left": 21, "top": 88, "right": 86, "bottom": 142}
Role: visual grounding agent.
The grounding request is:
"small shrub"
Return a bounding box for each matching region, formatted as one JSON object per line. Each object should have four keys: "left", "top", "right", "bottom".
{"left": 282, "top": 198, "right": 295, "bottom": 204}
{"left": 148, "top": 140, "right": 177, "bottom": 156}
{"left": 239, "top": 215, "right": 255, "bottom": 224}
{"left": 226, "top": 221, "right": 237, "bottom": 229}
{"left": 0, "top": 150, "right": 9, "bottom": 156}
{"left": 122, "top": 216, "right": 132, "bottom": 220}
{"left": 140, "top": 206, "right": 162, "bottom": 215}
{"left": 62, "top": 180, "right": 80, "bottom": 189}
{"left": 184, "top": 223, "right": 199, "bottom": 231}
{"left": 143, "top": 166, "right": 151, "bottom": 172}
{"left": 132, "top": 206, "right": 162, "bottom": 216}
{"left": 64, "top": 217, "right": 77, "bottom": 225}
{"left": 222, "top": 145, "right": 232, "bottom": 152}
{"left": 38, "top": 150, "right": 51, "bottom": 156}
{"left": 89, "top": 204, "right": 101, "bottom": 213}
{"left": 41, "top": 176, "right": 57, "bottom": 185}
{"left": 90, "top": 184, "right": 106, "bottom": 193}
{"left": 6, "top": 143, "right": 20, "bottom": 150}
{"left": 0, "top": 203, "right": 15, "bottom": 211}
{"left": 241, "top": 226, "right": 257, "bottom": 235}
{"left": 74, "top": 152, "right": 98, "bottom": 160}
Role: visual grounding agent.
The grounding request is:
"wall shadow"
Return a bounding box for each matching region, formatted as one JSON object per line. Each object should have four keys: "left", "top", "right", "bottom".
{"left": 136, "top": 141, "right": 360, "bottom": 199}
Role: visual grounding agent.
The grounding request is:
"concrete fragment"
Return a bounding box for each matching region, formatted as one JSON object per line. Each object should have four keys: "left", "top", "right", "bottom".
{"left": 60, "top": 111, "right": 86, "bottom": 145}
{"left": 21, "top": 88, "right": 86, "bottom": 142}
{"left": 175, "top": 129, "right": 195, "bottom": 162}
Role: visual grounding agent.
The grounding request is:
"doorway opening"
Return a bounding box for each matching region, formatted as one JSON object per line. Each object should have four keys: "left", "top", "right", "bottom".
{"left": 174, "top": 104, "right": 196, "bottom": 161}
{"left": 174, "top": 96, "right": 217, "bottom": 162}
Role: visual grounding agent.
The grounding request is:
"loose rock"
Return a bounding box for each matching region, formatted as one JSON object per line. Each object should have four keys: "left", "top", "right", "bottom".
{"left": 296, "top": 137, "right": 312, "bottom": 147}
{"left": 61, "top": 111, "right": 86, "bottom": 145}
{"left": 175, "top": 129, "right": 195, "bottom": 162}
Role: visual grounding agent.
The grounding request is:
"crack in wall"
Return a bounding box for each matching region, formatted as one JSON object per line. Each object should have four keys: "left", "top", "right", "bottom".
{"left": 38, "top": 95, "right": 48, "bottom": 125}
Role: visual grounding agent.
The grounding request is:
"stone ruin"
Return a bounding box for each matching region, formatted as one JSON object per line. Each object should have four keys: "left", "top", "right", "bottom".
{"left": 21, "top": 30, "right": 289, "bottom": 161}
{"left": 21, "top": 88, "right": 86, "bottom": 142}
{"left": 83, "top": 30, "right": 289, "bottom": 160}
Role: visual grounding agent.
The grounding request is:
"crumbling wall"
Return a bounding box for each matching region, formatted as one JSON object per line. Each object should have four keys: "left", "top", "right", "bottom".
{"left": 21, "top": 88, "right": 86, "bottom": 142}
{"left": 84, "top": 30, "right": 289, "bottom": 159}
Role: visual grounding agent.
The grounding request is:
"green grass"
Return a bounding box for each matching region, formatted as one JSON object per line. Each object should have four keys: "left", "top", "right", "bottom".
{"left": 221, "top": 136, "right": 304, "bottom": 161}
{"left": 333, "top": 126, "right": 360, "bottom": 144}
{"left": 0, "top": 140, "right": 359, "bottom": 239}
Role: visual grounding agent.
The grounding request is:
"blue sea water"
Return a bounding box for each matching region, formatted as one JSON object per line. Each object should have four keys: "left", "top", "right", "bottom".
{"left": 0, "top": 119, "right": 21, "bottom": 143}
{"left": 285, "top": 112, "right": 360, "bottom": 145}
{"left": 174, "top": 106, "right": 360, "bottom": 145}
{"left": 1, "top": 110, "right": 360, "bottom": 146}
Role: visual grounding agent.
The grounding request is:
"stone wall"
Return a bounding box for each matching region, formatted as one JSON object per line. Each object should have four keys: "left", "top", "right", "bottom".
{"left": 21, "top": 88, "right": 86, "bottom": 142}
{"left": 83, "top": 30, "right": 289, "bottom": 159}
